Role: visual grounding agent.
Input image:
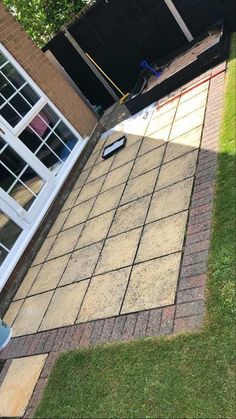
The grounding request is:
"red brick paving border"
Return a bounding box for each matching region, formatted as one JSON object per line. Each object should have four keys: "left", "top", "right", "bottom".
{"left": 0, "top": 62, "right": 226, "bottom": 418}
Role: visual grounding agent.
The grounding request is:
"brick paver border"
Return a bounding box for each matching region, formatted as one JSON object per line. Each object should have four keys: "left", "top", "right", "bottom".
{"left": 0, "top": 62, "right": 226, "bottom": 418}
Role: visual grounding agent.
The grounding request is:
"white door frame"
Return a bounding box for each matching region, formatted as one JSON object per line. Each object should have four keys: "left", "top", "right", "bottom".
{"left": 0, "top": 43, "right": 90, "bottom": 291}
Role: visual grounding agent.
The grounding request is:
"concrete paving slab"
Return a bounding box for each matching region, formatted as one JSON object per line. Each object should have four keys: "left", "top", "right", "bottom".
{"left": 95, "top": 228, "right": 142, "bottom": 275}
{"left": 47, "top": 224, "right": 84, "bottom": 259}
{"left": 121, "top": 169, "right": 158, "bottom": 205}
{"left": 170, "top": 107, "right": 205, "bottom": 140}
{"left": 147, "top": 178, "right": 193, "bottom": 223}
{"left": 78, "top": 267, "right": 131, "bottom": 322}
{"left": 12, "top": 291, "right": 53, "bottom": 336}
{"left": 47, "top": 210, "right": 69, "bottom": 237}
{"left": 136, "top": 211, "right": 188, "bottom": 262}
{"left": 63, "top": 197, "right": 95, "bottom": 230}
{"left": 90, "top": 183, "right": 125, "bottom": 218}
{"left": 122, "top": 253, "right": 181, "bottom": 313}
{"left": 3, "top": 299, "right": 24, "bottom": 326}
{"left": 109, "top": 195, "right": 151, "bottom": 236}
{"left": 32, "top": 236, "right": 56, "bottom": 266}
{"left": 111, "top": 141, "right": 140, "bottom": 170}
{"left": 39, "top": 281, "right": 88, "bottom": 331}
{"left": 164, "top": 126, "right": 202, "bottom": 163}
{"left": 76, "top": 210, "right": 114, "bottom": 249}
{"left": 130, "top": 145, "right": 165, "bottom": 178}
{"left": 29, "top": 255, "right": 70, "bottom": 295}
{"left": 0, "top": 355, "right": 47, "bottom": 417}
{"left": 76, "top": 175, "right": 105, "bottom": 205}
{"left": 157, "top": 150, "right": 198, "bottom": 190}
{"left": 13, "top": 265, "right": 41, "bottom": 300}
{"left": 101, "top": 161, "right": 133, "bottom": 192}
{"left": 60, "top": 241, "right": 103, "bottom": 286}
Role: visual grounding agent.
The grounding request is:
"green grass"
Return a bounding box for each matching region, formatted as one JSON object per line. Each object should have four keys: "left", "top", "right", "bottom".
{"left": 36, "top": 34, "right": 236, "bottom": 419}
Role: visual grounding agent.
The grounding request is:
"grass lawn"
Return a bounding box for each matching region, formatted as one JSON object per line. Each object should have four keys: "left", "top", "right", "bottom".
{"left": 36, "top": 33, "right": 236, "bottom": 419}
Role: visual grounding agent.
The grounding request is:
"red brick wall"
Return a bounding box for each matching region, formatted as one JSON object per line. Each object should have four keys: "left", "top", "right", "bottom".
{"left": 0, "top": 3, "right": 98, "bottom": 137}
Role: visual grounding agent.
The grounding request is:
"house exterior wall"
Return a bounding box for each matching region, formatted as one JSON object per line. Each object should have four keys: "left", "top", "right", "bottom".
{"left": 0, "top": 3, "right": 98, "bottom": 137}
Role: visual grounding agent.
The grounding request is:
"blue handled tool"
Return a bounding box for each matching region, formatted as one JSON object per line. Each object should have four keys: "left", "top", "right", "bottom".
{"left": 140, "top": 60, "right": 162, "bottom": 78}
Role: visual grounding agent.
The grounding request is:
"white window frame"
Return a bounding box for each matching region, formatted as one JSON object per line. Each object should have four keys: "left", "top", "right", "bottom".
{"left": 0, "top": 43, "right": 90, "bottom": 291}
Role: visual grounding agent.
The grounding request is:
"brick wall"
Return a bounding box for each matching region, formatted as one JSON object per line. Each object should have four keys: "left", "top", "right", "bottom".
{"left": 0, "top": 3, "right": 98, "bottom": 137}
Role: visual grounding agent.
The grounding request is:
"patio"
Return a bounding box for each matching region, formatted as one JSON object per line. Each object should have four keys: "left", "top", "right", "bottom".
{"left": 3, "top": 76, "right": 210, "bottom": 337}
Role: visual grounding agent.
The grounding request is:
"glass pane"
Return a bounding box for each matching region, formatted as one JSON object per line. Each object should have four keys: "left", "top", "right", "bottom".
{"left": 21, "top": 84, "right": 39, "bottom": 106}
{"left": 46, "top": 133, "right": 70, "bottom": 161}
{"left": 1, "top": 63, "right": 24, "bottom": 89}
{"left": 55, "top": 121, "right": 77, "bottom": 150}
{"left": 19, "top": 125, "right": 42, "bottom": 152}
{"left": 0, "top": 146, "right": 26, "bottom": 176}
{"left": 0, "top": 164, "right": 15, "bottom": 191}
{"left": 10, "top": 181, "right": 35, "bottom": 210}
{"left": 36, "top": 144, "right": 62, "bottom": 174}
{"left": 0, "top": 139, "right": 45, "bottom": 210}
{"left": 0, "top": 53, "right": 7, "bottom": 67}
{"left": 0, "top": 211, "right": 22, "bottom": 251}
{"left": 0, "top": 137, "right": 6, "bottom": 152}
{"left": 0, "top": 245, "right": 8, "bottom": 266}
{"left": 20, "top": 167, "right": 44, "bottom": 195}
{"left": 39, "top": 104, "right": 59, "bottom": 128}
{"left": 0, "top": 95, "right": 4, "bottom": 107}
{"left": 0, "top": 73, "right": 15, "bottom": 99}
{"left": 10, "top": 93, "right": 31, "bottom": 117}
{"left": 29, "top": 114, "right": 50, "bottom": 139}
{"left": 0, "top": 103, "right": 20, "bottom": 127}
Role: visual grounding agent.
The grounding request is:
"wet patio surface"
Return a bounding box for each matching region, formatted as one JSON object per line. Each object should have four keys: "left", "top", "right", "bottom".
{"left": 4, "top": 80, "right": 210, "bottom": 337}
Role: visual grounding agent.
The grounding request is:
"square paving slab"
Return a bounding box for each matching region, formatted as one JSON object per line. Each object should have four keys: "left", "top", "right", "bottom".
{"left": 95, "top": 228, "right": 142, "bottom": 275}
{"left": 76, "top": 210, "right": 114, "bottom": 249}
{"left": 39, "top": 281, "right": 88, "bottom": 331}
{"left": 130, "top": 145, "right": 165, "bottom": 178}
{"left": 60, "top": 241, "right": 103, "bottom": 286}
{"left": 8, "top": 80, "right": 210, "bottom": 337}
{"left": 12, "top": 291, "right": 53, "bottom": 336}
{"left": 122, "top": 253, "right": 181, "bottom": 313}
{"left": 0, "top": 355, "right": 47, "bottom": 417}
{"left": 28, "top": 255, "right": 70, "bottom": 295}
{"left": 78, "top": 267, "right": 131, "bottom": 322}
{"left": 147, "top": 178, "right": 193, "bottom": 223}
{"left": 109, "top": 195, "right": 151, "bottom": 236}
{"left": 47, "top": 224, "right": 84, "bottom": 259}
{"left": 136, "top": 211, "right": 188, "bottom": 262}
{"left": 90, "top": 183, "right": 125, "bottom": 218}
{"left": 63, "top": 197, "right": 95, "bottom": 229}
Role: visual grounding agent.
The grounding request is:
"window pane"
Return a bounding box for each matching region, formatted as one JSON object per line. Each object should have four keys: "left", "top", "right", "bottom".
{"left": 36, "top": 144, "right": 62, "bottom": 174}
{"left": 20, "top": 167, "right": 44, "bottom": 195}
{"left": 0, "top": 211, "right": 22, "bottom": 251}
{"left": 0, "top": 146, "right": 26, "bottom": 176}
{"left": 29, "top": 114, "right": 50, "bottom": 139}
{"left": 46, "top": 133, "right": 70, "bottom": 161}
{"left": 0, "top": 53, "right": 7, "bottom": 67}
{"left": 10, "top": 181, "right": 35, "bottom": 210}
{"left": 10, "top": 93, "right": 31, "bottom": 117}
{"left": 39, "top": 104, "right": 59, "bottom": 128}
{"left": 1, "top": 63, "right": 24, "bottom": 89}
{"left": 0, "top": 164, "right": 15, "bottom": 191}
{"left": 0, "top": 73, "right": 15, "bottom": 99}
{"left": 21, "top": 84, "right": 39, "bottom": 106}
{"left": 19, "top": 126, "right": 42, "bottom": 153}
{"left": 55, "top": 121, "right": 77, "bottom": 150}
{"left": 0, "top": 245, "right": 8, "bottom": 266}
{"left": 0, "top": 103, "right": 20, "bottom": 126}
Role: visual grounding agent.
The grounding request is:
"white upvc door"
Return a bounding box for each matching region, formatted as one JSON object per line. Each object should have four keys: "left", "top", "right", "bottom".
{"left": 0, "top": 43, "right": 88, "bottom": 290}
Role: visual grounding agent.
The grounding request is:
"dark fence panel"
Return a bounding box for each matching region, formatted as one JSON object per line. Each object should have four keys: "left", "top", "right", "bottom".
{"left": 69, "top": 0, "right": 186, "bottom": 93}
{"left": 44, "top": 0, "right": 235, "bottom": 109}
{"left": 47, "top": 31, "right": 114, "bottom": 109}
